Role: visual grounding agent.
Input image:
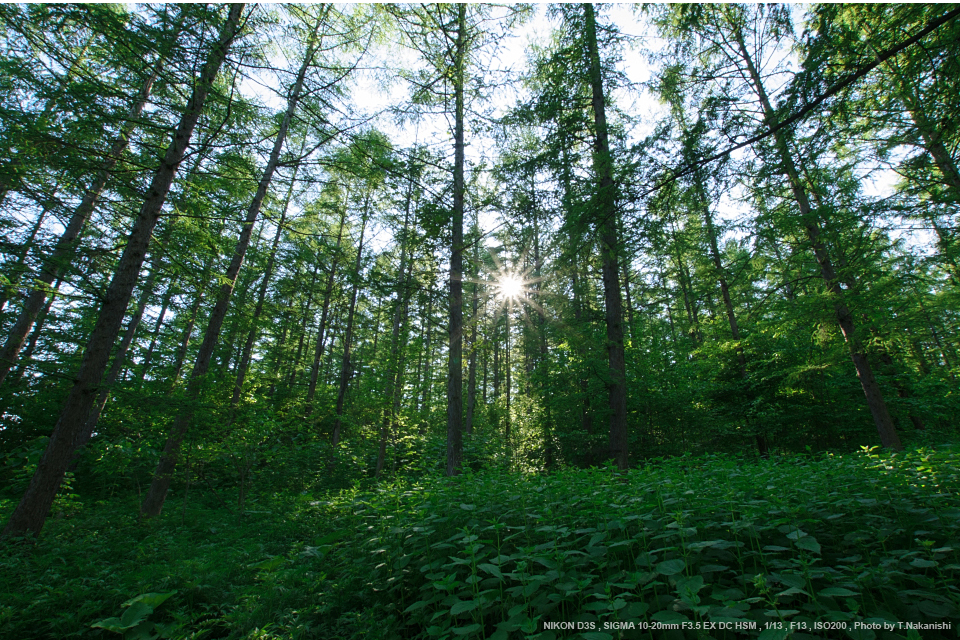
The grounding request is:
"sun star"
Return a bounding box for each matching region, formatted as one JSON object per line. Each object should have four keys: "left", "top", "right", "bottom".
{"left": 498, "top": 273, "right": 524, "bottom": 300}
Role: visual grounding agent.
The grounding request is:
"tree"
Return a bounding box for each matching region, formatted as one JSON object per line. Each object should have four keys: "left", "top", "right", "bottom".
{"left": 3, "top": 4, "right": 245, "bottom": 537}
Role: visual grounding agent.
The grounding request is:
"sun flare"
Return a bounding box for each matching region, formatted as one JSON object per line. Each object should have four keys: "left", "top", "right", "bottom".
{"left": 498, "top": 274, "right": 524, "bottom": 300}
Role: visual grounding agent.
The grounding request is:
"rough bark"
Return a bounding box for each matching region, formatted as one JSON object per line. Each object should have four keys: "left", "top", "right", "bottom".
{"left": 584, "top": 3, "right": 629, "bottom": 469}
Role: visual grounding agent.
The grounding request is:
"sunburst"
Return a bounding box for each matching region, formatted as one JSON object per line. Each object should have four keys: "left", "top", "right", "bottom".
{"left": 497, "top": 272, "right": 525, "bottom": 300}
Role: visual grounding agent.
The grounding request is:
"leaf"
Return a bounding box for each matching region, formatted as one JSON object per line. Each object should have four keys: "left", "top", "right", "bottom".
{"left": 795, "top": 536, "right": 821, "bottom": 554}
{"left": 478, "top": 563, "right": 503, "bottom": 578}
{"left": 91, "top": 617, "right": 127, "bottom": 633}
{"left": 126, "top": 619, "right": 159, "bottom": 640}
{"left": 676, "top": 575, "right": 704, "bottom": 595}
{"left": 404, "top": 600, "right": 429, "bottom": 613}
{"left": 845, "top": 628, "right": 876, "bottom": 640}
{"left": 123, "top": 592, "right": 177, "bottom": 609}
{"left": 451, "top": 600, "right": 478, "bottom": 615}
{"left": 656, "top": 558, "right": 685, "bottom": 576}
{"left": 119, "top": 601, "right": 153, "bottom": 629}
{"left": 581, "top": 633, "right": 614, "bottom": 640}
{"left": 918, "top": 600, "right": 955, "bottom": 617}
{"left": 909, "top": 558, "right": 937, "bottom": 568}
{"left": 819, "top": 587, "right": 858, "bottom": 597}
{"left": 460, "top": 503, "right": 475, "bottom": 511}
{"left": 651, "top": 610, "right": 688, "bottom": 623}
{"left": 313, "top": 530, "right": 350, "bottom": 546}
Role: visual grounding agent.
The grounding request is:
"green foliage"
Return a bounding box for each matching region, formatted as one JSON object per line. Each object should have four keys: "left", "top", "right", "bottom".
{"left": 91, "top": 591, "right": 178, "bottom": 639}
{"left": 3, "top": 445, "right": 959, "bottom": 639}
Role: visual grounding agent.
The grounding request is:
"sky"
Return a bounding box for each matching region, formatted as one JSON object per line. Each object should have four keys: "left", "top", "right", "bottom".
{"left": 239, "top": 4, "right": 926, "bottom": 269}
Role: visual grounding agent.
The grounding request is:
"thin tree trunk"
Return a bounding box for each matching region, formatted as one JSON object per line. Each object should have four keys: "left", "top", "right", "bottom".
{"left": 171, "top": 287, "right": 205, "bottom": 387}
{"left": 230, "top": 174, "right": 297, "bottom": 409}
{"left": 2, "top": 5, "right": 243, "bottom": 538}
{"left": 288, "top": 262, "right": 320, "bottom": 387}
{"left": 142, "top": 10, "right": 322, "bottom": 518}
{"left": 446, "top": 3, "right": 467, "bottom": 477}
{"left": 80, "top": 253, "right": 166, "bottom": 446}
{"left": 571, "top": 268, "right": 593, "bottom": 436}
{"left": 734, "top": 26, "right": 902, "bottom": 450}
{"left": 377, "top": 189, "right": 414, "bottom": 476}
{"left": 584, "top": 3, "right": 629, "bottom": 469}
{"left": 9, "top": 278, "right": 61, "bottom": 385}
{"left": 0, "top": 202, "right": 52, "bottom": 317}
{"left": 332, "top": 212, "right": 368, "bottom": 448}
{"left": 418, "top": 291, "right": 435, "bottom": 418}
{"left": 306, "top": 200, "right": 348, "bottom": 413}
{"left": 465, "top": 275, "right": 479, "bottom": 436}
{"left": 139, "top": 284, "right": 173, "bottom": 384}
{"left": 0, "top": 60, "right": 166, "bottom": 387}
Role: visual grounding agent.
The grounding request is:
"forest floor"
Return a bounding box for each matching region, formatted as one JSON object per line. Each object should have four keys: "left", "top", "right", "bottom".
{"left": 1, "top": 446, "right": 959, "bottom": 640}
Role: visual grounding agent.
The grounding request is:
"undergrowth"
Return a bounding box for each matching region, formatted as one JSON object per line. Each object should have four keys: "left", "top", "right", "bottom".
{"left": 1, "top": 446, "right": 959, "bottom": 640}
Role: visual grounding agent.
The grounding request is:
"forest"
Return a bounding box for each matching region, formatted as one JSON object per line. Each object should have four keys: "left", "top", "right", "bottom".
{"left": 0, "top": 3, "right": 959, "bottom": 639}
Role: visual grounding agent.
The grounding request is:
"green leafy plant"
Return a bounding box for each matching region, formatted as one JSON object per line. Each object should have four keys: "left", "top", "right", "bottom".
{"left": 90, "top": 592, "right": 177, "bottom": 640}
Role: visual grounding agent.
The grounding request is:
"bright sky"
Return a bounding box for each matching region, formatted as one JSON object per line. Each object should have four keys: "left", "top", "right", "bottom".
{"left": 244, "top": 4, "right": 928, "bottom": 266}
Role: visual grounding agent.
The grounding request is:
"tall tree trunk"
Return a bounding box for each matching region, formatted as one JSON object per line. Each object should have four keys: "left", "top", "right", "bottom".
{"left": 571, "top": 267, "right": 593, "bottom": 436}
{"left": 9, "top": 278, "right": 61, "bottom": 386}
{"left": 0, "top": 59, "right": 166, "bottom": 387}
{"left": 288, "top": 262, "right": 320, "bottom": 387}
{"left": 171, "top": 285, "right": 206, "bottom": 387}
{"left": 0, "top": 201, "right": 52, "bottom": 317}
{"left": 306, "top": 200, "right": 348, "bottom": 413}
{"left": 230, "top": 173, "right": 297, "bottom": 409}
{"left": 80, "top": 254, "right": 165, "bottom": 447}
{"left": 446, "top": 3, "right": 467, "bottom": 477}
{"left": 465, "top": 270, "right": 480, "bottom": 436}
{"left": 141, "top": 13, "right": 321, "bottom": 518}
{"left": 733, "top": 26, "right": 902, "bottom": 450}
{"left": 2, "top": 4, "right": 243, "bottom": 538}
{"left": 418, "top": 290, "right": 435, "bottom": 417}
{"left": 139, "top": 284, "right": 174, "bottom": 384}
{"left": 377, "top": 188, "right": 414, "bottom": 476}
{"left": 331, "top": 211, "right": 368, "bottom": 448}
{"left": 584, "top": 3, "right": 629, "bottom": 469}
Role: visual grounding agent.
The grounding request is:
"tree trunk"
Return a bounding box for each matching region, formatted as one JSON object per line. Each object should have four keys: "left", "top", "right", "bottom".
{"left": 230, "top": 174, "right": 296, "bottom": 409}
{"left": 377, "top": 187, "right": 414, "bottom": 476}
{"left": 138, "top": 284, "right": 174, "bottom": 384}
{"left": 288, "top": 262, "right": 320, "bottom": 387}
{"left": 331, "top": 211, "right": 368, "bottom": 448}
{"left": 80, "top": 252, "right": 165, "bottom": 446}
{"left": 446, "top": 3, "right": 467, "bottom": 477}
{"left": 306, "top": 201, "right": 348, "bottom": 413}
{"left": 142, "top": 12, "right": 323, "bottom": 518}
{"left": 9, "top": 278, "right": 61, "bottom": 386}
{"left": 2, "top": 4, "right": 243, "bottom": 538}
{"left": 734, "top": 26, "right": 902, "bottom": 450}
{"left": 0, "top": 59, "right": 165, "bottom": 387}
{"left": 0, "top": 201, "right": 51, "bottom": 317}
{"left": 584, "top": 3, "right": 629, "bottom": 469}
